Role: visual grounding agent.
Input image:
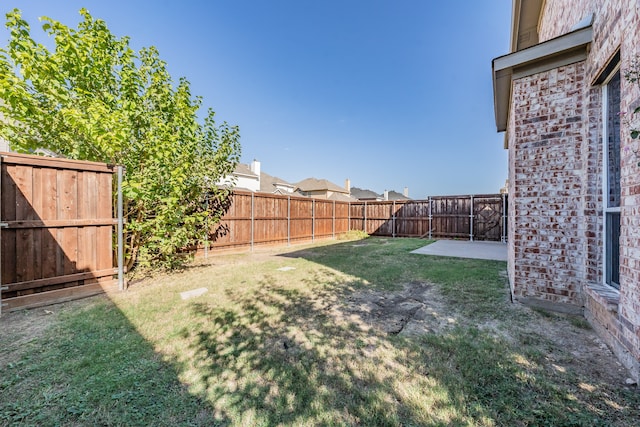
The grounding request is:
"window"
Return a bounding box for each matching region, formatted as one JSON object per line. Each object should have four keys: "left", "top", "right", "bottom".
{"left": 603, "top": 68, "right": 621, "bottom": 288}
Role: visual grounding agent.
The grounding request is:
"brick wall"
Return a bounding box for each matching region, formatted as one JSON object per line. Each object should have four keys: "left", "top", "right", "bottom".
{"left": 538, "top": 0, "right": 596, "bottom": 42}
{"left": 617, "top": 0, "right": 640, "bottom": 379}
{"left": 508, "top": 0, "right": 640, "bottom": 379}
{"left": 584, "top": 86, "right": 603, "bottom": 285}
{"left": 509, "top": 62, "right": 592, "bottom": 312}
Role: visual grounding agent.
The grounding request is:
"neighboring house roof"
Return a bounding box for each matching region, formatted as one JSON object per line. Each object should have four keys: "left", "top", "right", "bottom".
{"left": 387, "top": 191, "right": 411, "bottom": 201}
{"left": 350, "top": 187, "right": 382, "bottom": 200}
{"left": 295, "top": 178, "right": 348, "bottom": 194}
{"left": 328, "top": 192, "right": 358, "bottom": 202}
{"left": 350, "top": 187, "right": 410, "bottom": 201}
{"left": 260, "top": 171, "right": 295, "bottom": 194}
{"left": 233, "top": 163, "right": 258, "bottom": 178}
{"left": 232, "top": 187, "right": 255, "bottom": 193}
{"left": 218, "top": 161, "right": 260, "bottom": 192}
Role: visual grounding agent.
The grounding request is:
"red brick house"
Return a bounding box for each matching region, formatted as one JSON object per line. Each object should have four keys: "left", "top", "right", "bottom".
{"left": 492, "top": 0, "right": 640, "bottom": 381}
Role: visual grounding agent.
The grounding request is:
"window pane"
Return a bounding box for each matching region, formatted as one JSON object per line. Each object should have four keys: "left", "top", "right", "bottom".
{"left": 607, "top": 71, "right": 621, "bottom": 208}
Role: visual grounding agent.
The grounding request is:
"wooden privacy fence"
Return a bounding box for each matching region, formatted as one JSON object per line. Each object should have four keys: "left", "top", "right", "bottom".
{"left": 204, "top": 192, "right": 507, "bottom": 253}
{"left": 207, "top": 191, "right": 350, "bottom": 251}
{"left": 349, "top": 194, "right": 507, "bottom": 241}
{"left": 0, "top": 152, "right": 120, "bottom": 313}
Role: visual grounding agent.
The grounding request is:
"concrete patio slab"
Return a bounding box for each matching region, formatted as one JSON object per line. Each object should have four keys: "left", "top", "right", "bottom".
{"left": 411, "top": 240, "right": 507, "bottom": 261}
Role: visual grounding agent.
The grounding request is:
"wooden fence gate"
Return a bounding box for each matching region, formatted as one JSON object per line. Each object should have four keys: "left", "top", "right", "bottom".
{"left": 0, "top": 153, "right": 118, "bottom": 313}
{"left": 472, "top": 194, "right": 506, "bottom": 242}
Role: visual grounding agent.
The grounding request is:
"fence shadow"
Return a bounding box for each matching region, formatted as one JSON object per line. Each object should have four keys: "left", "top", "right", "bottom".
{"left": 0, "top": 294, "right": 224, "bottom": 425}
{"left": 269, "top": 238, "right": 638, "bottom": 425}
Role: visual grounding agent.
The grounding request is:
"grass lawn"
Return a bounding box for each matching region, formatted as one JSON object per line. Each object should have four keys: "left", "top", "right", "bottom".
{"left": 1, "top": 237, "right": 639, "bottom": 426}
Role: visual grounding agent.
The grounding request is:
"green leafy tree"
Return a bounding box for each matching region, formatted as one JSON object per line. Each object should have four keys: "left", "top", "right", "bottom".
{"left": 0, "top": 9, "right": 241, "bottom": 270}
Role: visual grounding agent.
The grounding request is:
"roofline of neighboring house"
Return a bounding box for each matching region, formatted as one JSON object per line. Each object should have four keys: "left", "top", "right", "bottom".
{"left": 234, "top": 171, "right": 259, "bottom": 179}
{"left": 273, "top": 182, "right": 295, "bottom": 189}
{"left": 492, "top": 24, "right": 592, "bottom": 140}
{"left": 295, "top": 179, "right": 348, "bottom": 194}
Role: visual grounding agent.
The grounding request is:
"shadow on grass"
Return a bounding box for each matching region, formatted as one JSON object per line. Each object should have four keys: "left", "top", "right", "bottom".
{"left": 173, "top": 255, "right": 639, "bottom": 426}
{"left": 167, "top": 237, "right": 637, "bottom": 426}
{"left": 4, "top": 238, "right": 638, "bottom": 426}
{"left": 0, "top": 298, "right": 226, "bottom": 426}
{"left": 179, "top": 273, "right": 475, "bottom": 426}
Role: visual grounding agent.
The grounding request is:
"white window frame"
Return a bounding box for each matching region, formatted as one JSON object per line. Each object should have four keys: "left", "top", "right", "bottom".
{"left": 602, "top": 64, "right": 621, "bottom": 289}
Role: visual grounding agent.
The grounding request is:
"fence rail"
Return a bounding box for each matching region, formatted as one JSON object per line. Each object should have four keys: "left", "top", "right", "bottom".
{"left": 0, "top": 152, "right": 118, "bottom": 313}
{"left": 202, "top": 191, "right": 507, "bottom": 254}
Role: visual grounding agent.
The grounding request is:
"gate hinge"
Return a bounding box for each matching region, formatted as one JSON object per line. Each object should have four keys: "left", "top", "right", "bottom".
{"left": 0, "top": 222, "right": 8, "bottom": 228}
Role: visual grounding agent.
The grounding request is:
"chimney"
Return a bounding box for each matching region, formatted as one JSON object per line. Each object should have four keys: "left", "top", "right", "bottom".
{"left": 250, "top": 159, "right": 261, "bottom": 176}
{"left": 345, "top": 178, "right": 351, "bottom": 194}
{"left": 383, "top": 190, "right": 389, "bottom": 201}
{"left": 403, "top": 187, "right": 409, "bottom": 198}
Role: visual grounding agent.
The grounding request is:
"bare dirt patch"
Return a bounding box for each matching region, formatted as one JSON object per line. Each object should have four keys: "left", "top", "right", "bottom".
{"left": 517, "top": 309, "right": 634, "bottom": 387}
{"left": 334, "top": 280, "right": 635, "bottom": 389}
{"left": 0, "top": 297, "right": 103, "bottom": 366}
{"left": 0, "top": 310, "right": 55, "bottom": 367}
{"left": 340, "top": 281, "right": 457, "bottom": 336}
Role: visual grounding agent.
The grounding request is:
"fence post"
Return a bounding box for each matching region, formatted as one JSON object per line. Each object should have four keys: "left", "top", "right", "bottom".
{"left": 364, "top": 201, "right": 367, "bottom": 234}
{"left": 348, "top": 202, "right": 351, "bottom": 232}
{"left": 502, "top": 193, "right": 507, "bottom": 243}
{"left": 332, "top": 200, "right": 336, "bottom": 239}
{"left": 204, "top": 194, "right": 209, "bottom": 259}
{"left": 287, "top": 195, "right": 291, "bottom": 246}
{"left": 428, "top": 196, "right": 432, "bottom": 240}
{"left": 469, "top": 195, "right": 474, "bottom": 242}
{"left": 312, "top": 199, "right": 315, "bottom": 242}
{"left": 392, "top": 201, "right": 396, "bottom": 238}
{"left": 0, "top": 156, "right": 5, "bottom": 314}
{"left": 251, "top": 192, "right": 255, "bottom": 251}
{"left": 117, "top": 166, "right": 125, "bottom": 291}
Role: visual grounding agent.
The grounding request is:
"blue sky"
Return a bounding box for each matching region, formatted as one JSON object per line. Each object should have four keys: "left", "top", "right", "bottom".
{"left": 1, "top": 1, "right": 512, "bottom": 198}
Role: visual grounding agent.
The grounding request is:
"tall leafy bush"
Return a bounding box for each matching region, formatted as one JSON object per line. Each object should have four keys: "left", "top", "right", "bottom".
{"left": 0, "top": 9, "right": 241, "bottom": 269}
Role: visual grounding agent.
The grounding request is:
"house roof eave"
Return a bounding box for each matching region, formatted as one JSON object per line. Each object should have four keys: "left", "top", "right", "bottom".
{"left": 492, "top": 25, "right": 593, "bottom": 137}
{"left": 511, "top": 0, "right": 545, "bottom": 52}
